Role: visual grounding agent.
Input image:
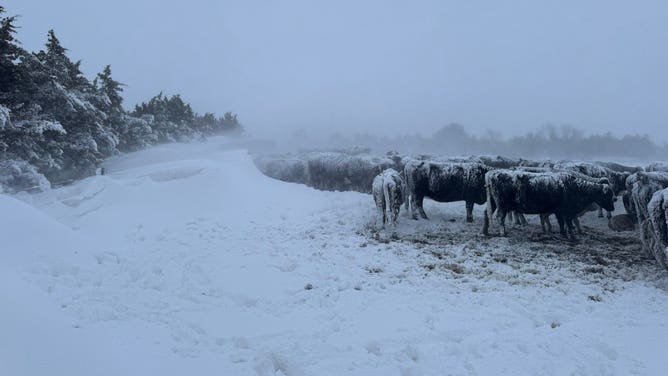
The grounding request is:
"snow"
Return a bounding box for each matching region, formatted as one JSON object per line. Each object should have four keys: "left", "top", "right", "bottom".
{"left": 3, "top": 136, "right": 668, "bottom": 375}
{"left": 14, "top": 119, "right": 66, "bottom": 134}
{"left": 0, "top": 104, "right": 10, "bottom": 130}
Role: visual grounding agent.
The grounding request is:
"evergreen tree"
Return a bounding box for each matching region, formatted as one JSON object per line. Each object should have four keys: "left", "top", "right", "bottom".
{"left": 0, "top": 6, "right": 21, "bottom": 103}
{"left": 0, "top": 8, "right": 243, "bottom": 192}
{"left": 219, "top": 112, "right": 243, "bottom": 135}
{"left": 94, "top": 65, "right": 124, "bottom": 111}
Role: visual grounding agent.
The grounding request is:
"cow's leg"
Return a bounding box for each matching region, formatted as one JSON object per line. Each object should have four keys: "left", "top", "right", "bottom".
{"left": 514, "top": 212, "right": 527, "bottom": 226}
{"left": 565, "top": 218, "right": 578, "bottom": 241}
{"left": 483, "top": 196, "right": 496, "bottom": 236}
{"left": 409, "top": 192, "right": 419, "bottom": 220}
{"left": 466, "top": 201, "right": 474, "bottom": 223}
{"left": 376, "top": 203, "right": 385, "bottom": 228}
{"left": 541, "top": 214, "right": 553, "bottom": 233}
{"left": 483, "top": 208, "right": 490, "bottom": 235}
{"left": 497, "top": 209, "right": 508, "bottom": 237}
{"left": 555, "top": 213, "right": 566, "bottom": 237}
{"left": 391, "top": 192, "right": 400, "bottom": 227}
{"left": 374, "top": 194, "right": 383, "bottom": 228}
{"left": 597, "top": 207, "right": 604, "bottom": 218}
{"left": 606, "top": 210, "right": 612, "bottom": 219}
{"left": 417, "top": 195, "right": 428, "bottom": 219}
{"left": 622, "top": 192, "right": 632, "bottom": 216}
{"left": 574, "top": 216, "right": 583, "bottom": 234}
{"left": 519, "top": 213, "right": 528, "bottom": 225}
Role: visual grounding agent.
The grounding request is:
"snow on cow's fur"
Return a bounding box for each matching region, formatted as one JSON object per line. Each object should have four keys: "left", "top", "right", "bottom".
{"left": 645, "top": 162, "right": 668, "bottom": 173}
{"left": 553, "top": 161, "right": 628, "bottom": 195}
{"left": 372, "top": 168, "right": 405, "bottom": 228}
{"left": 253, "top": 156, "right": 310, "bottom": 185}
{"left": 483, "top": 170, "right": 615, "bottom": 241}
{"left": 404, "top": 160, "right": 489, "bottom": 222}
{"left": 254, "top": 151, "right": 399, "bottom": 194}
{"left": 624, "top": 171, "right": 668, "bottom": 223}
{"left": 641, "top": 188, "right": 668, "bottom": 269}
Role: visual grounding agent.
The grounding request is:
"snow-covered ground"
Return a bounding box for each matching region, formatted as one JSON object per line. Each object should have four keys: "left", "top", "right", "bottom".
{"left": 2, "top": 136, "right": 668, "bottom": 375}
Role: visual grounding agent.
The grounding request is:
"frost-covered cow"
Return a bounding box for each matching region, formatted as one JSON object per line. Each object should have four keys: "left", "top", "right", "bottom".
{"left": 253, "top": 156, "right": 310, "bottom": 185}
{"left": 404, "top": 160, "right": 489, "bottom": 222}
{"left": 630, "top": 172, "right": 667, "bottom": 227}
{"left": 594, "top": 161, "right": 643, "bottom": 174}
{"left": 645, "top": 162, "right": 668, "bottom": 173}
{"left": 513, "top": 166, "right": 611, "bottom": 233}
{"left": 372, "top": 168, "right": 405, "bottom": 228}
{"left": 477, "top": 155, "right": 540, "bottom": 169}
{"left": 641, "top": 188, "right": 668, "bottom": 270}
{"left": 553, "top": 162, "right": 628, "bottom": 218}
{"left": 482, "top": 170, "right": 615, "bottom": 240}
{"left": 305, "top": 152, "right": 399, "bottom": 193}
{"left": 624, "top": 171, "right": 668, "bottom": 223}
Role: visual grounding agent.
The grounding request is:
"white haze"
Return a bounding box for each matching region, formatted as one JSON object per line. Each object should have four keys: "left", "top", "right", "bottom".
{"left": 7, "top": 0, "right": 668, "bottom": 141}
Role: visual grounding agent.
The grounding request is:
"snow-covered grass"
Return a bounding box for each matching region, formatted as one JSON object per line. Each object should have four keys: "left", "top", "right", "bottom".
{"left": 2, "top": 136, "right": 668, "bottom": 375}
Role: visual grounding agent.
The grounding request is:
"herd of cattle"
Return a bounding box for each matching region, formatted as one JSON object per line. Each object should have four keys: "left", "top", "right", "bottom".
{"left": 254, "top": 152, "right": 668, "bottom": 270}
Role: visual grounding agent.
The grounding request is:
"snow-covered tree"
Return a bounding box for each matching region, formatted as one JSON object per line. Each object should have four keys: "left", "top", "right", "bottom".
{"left": 0, "top": 8, "right": 242, "bottom": 192}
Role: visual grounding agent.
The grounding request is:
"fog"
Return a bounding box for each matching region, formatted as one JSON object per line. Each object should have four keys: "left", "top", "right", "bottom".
{"left": 7, "top": 0, "right": 668, "bottom": 142}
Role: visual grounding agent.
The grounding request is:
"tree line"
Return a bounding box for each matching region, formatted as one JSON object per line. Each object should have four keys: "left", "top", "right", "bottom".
{"left": 290, "top": 123, "right": 668, "bottom": 162}
{"left": 0, "top": 6, "right": 242, "bottom": 193}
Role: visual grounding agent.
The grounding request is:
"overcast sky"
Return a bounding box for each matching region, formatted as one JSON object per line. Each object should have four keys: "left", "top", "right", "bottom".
{"left": 6, "top": 0, "right": 668, "bottom": 140}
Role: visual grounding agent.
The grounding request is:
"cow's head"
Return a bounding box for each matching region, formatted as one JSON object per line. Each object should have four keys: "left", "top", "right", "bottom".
{"left": 597, "top": 184, "right": 615, "bottom": 212}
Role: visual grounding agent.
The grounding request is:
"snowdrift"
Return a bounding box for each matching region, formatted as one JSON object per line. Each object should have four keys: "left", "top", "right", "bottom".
{"left": 3, "top": 137, "right": 668, "bottom": 375}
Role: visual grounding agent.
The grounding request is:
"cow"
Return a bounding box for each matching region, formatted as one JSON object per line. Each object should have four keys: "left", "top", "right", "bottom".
{"left": 305, "top": 152, "right": 397, "bottom": 193}
{"left": 624, "top": 171, "right": 668, "bottom": 223}
{"left": 594, "top": 161, "right": 643, "bottom": 174}
{"left": 630, "top": 172, "right": 666, "bottom": 227}
{"left": 404, "top": 160, "right": 489, "bottom": 222}
{"left": 645, "top": 162, "right": 668, "bottom": 173}
{"left": 641, "top": 188, "right": 668, "bottom": 270}
{"left": 513, "top": 166, "right": 610, "bottom": 233}
{"left": 372, "top": 168, "right": 405, "bottom": 228}
{"left": 552, "top": 162, "right": 628, "bottom": 218}
{"left": 482, "top": 170, "right": 615, "bottom": 241}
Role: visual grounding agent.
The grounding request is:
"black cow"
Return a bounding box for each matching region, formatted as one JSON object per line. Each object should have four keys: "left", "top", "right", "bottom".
{"left": 482, "top": 170, "right": 615, "bottom": 240}
{"left": 513, "top": 166, "right": 611, "bottom": 233}
{"left": 552, "top": 162, "right": 628, "bottom": 218}
{"left": 404, "top": 160, "right": 489, "bottom": 222}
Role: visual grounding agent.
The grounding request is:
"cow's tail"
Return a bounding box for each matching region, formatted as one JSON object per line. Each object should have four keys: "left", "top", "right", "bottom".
{"left": 383, "top": 179, "right": 392, "bottom": 225}
{"left": 401, "top": 168, "right": 409, "bottom": 212}
{"left": 483, "top": 172, "right": 496, "bottom": 234}
{"left": 404, "top": 162, "right": 417, "bottom": 216}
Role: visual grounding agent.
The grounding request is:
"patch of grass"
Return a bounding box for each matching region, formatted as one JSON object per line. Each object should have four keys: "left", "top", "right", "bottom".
{"left": 588, "top": 294, "right": 602, "bottom": 302}
{"left": 365, "top": 266, "right": 383, "bottom": 274}
{"left": 492, "top": 255, "right": 508, "bottom": 263}
{"left": 443, "top": 263, "right": 466, "bottom": 275}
